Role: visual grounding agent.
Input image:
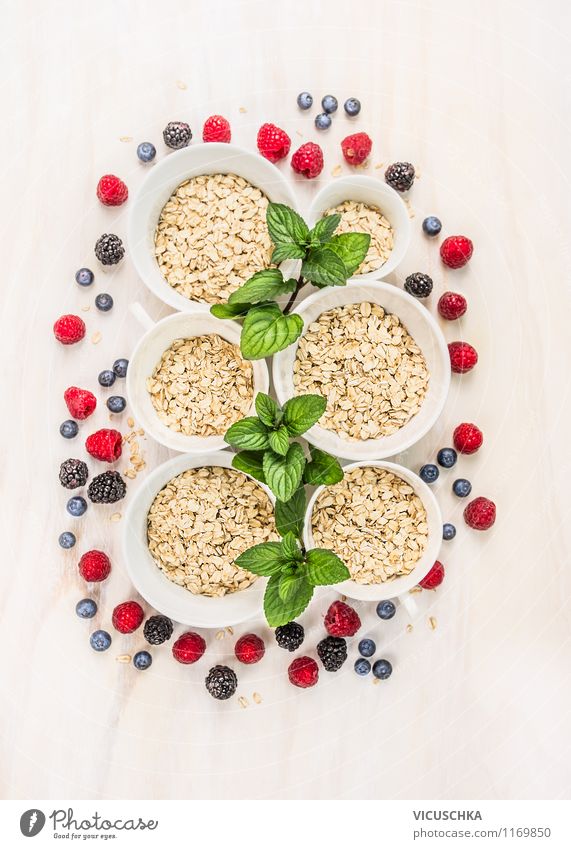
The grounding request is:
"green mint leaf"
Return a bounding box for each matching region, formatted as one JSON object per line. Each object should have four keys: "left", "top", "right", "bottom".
{"left": 210, "top": 302, "right": 253, "bottom": 319}
{"left": 266, "top": 203, "right": 310, "bottom": 246}
{"left": 281, "top": 531, "right": 303, "bottom": 563}
{"left": 282, "top": 394, "right": 327, "bottom": 437}
{"left": 225, "top": 417, "right": 269, "bottom": 450}
{"left": 269, "top": 425, "right": 290, "bottom": 456}
{"left": 301, "top": 247, "right": 348, "bottom": 287}
{"left": 228, "top": 269, "right": 297, "bottom": 305}
{"left": 263, "top": 442, "right": 306, "bottom": 502}
{"left": 255, "top": 393, "right": 281, "bottom": 427}
{"left": 274, "top": 487, "right": 307, "bottom": 538}
{"left": 231, "top": 450, "right": 266, "bottom": 483}
{"left": 309, "top": 214, "right": 341, "bottom": 245}
{"left": 264, "top": 572, "right": 314, "bottom": 627}
{"left": 271, "top": 244, "right": 306, "bottom": 264}
{"left": 240, "top": 304, "right": 304, "bottom": 360}
{"left": 327, "top": 232, "right": 371, "bottom": 276}
{"left": 305, "top": 549, "right": 350, "bottom": 586}
{"left": 235, "top": 542, "right": 287, "bottom": 576}
{"left": 303, "top": 447, "right": 344, "bottom": 486}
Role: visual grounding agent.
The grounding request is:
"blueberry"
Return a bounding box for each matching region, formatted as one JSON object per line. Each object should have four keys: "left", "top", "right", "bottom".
{"left": 75, "top": 267, "right": 94, "bottom": 287}
{"left": 90, "top": 629, "right": 111, "bottom": 651}
{"left": 113, "top": 358, "right": 129, "bottom": 378}
{"left": 95, "top": 293, "right": 113, "bottom": 312}
{"left": 453, "top": 478, "right": 472, "bottom": 498}
{"left": 60, "top": 419, "right": 79, "bottom": 439}
{"left": 133, "top": 650, "right": 152, "bottom": 670}
{"left": 98, "top": 369, "right": 116, "bottom": 388}
{"left": 314, "top": 112, "right": 332, "bottom": 130}
{"left": 437, "top": 447, "right": 457, "bottom": 468}
{"left": 419, "top": 463, "right": 439, "bottom": 484}
{"left": 422, "top": 216, "right": 442, "bottom": 237}
{"left": 107, "top": 395, "right": 126, "bottom": 413}
{"left": 321, "top": 95, "right": 338, "bottom": 114}
{"left": 67, "top": 496, "right": 87, "bottom": 517}
{"left": 372, "top": 659, "right": 393, "bottom": 680}
{"left": 344, "top": 97, "right": 361, "bottom": 116}
{"left": 297, "top": 91, "right": 313, "bottom": 110}
{"left": 137, "top": 142, "right": 156, "bottom": 163}
{"left": 354, "top": 658, "right": 371, "bottom": 676}
{"left": 358, "top": 638, "right": 376, "bottom": 658}
{"left": 59, "top": 531, "right": 76, "bottom": 549}
{"left": 443, "top": 523, "right": 457, "bottom": 541}
{"left": 76, "top": 598, "right": 97, "bottom": 619}
{"left": 376, "top": 600, "right": 396, "bottom": 620}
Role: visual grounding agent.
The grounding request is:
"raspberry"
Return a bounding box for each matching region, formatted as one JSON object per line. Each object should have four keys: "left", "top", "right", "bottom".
{"left": 85, "top": 429, "right": 122, "bottom": 462}
{"left": 53, "top": 314, "right": 86, "bottom": 345}
{"left": 256, "top": 123, "right": 291, "bottom": 163}
{"left": 464, "top": 497, "right": 496, "bottom": 530}
{"left": 172, "top": 632, "right": 206, "bottom": 664}
{"left": 79, "top": 550, "right": 111, "bottom": 582}
{"left": 341, "top": 132, "right": 372, "bottom": 166}
{"left": 288, "top": 656, "right": 319, "bottom": 688}
{"left": 440, "top": 235, "right": 473, "bottom": 269}
{"left": 449, "top": 341, "right": 478, "bottom": 373}
{"left": 234, "top": 634, "right": 265, "bottom": 664}
{"left": 96, "top": 174, "right": 128, "bottom": 206}
{"left": 112, "top": 601, "right": 144, "bottom": 634}
{"left": 324, "top": 600, "right": 361, "bottom": 637}
{"left": 438, "top": 291, "right": 467, "bottom": 320}
{"left": 419, "top": 561, "right": 445, "bottom": 590}
{"left": 453, "top": 423, "right": 483, "bottom": 455}
{"left": 291, "top": 142, "right": 324, "bottom": 179}
{"left": 64, "top": 386, "right": 97, "bottom": 420}
{"left": 202, "top": 115, "right": 231, "bottom": 143}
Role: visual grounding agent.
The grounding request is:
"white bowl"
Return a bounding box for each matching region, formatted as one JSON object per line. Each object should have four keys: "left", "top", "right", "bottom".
{"left": 126, "top": 304, "right": 269, "bottom": 455}
{"left": 303, "top": 460, "right": 442, "bottom": 601}
{"left": 307, "top": 175, "right": 411, "bottom": 279}
{"left": 128, "top": 143, "right": 298, "bottom": 311}
{"left": 272, "top": 281, "right": 450, "bottom": 461}
{"left": 122, "top": 451, "right": 273, "bottom": 628}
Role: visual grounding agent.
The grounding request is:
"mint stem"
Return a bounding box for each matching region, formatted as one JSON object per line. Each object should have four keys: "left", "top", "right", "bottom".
{"left": 283, "top": 276, "right": 304, "bottom": 315}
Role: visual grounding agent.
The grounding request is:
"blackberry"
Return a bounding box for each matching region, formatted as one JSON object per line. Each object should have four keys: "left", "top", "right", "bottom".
{"left": 205, "top": 665, "right": 238, "bottom": 700}
{"left": 385, "top": 161, "right": 415, "bottom": 192}
{"left": 275, "top": 622, "right": 304, "bottom": 652}
{"left": 94, "top": 233, "right": 125, "bottom": 265}
{"left": 59, "top": 458, "right": 89, "bottom": 489}
{"left": 163, "top": 121, "right": 192, "bottom": 150}
{"left": 88, "top": 470, "right": 127, "bottom": 503}
{"left": 405, "top": 272, "right": 433, "bottom": 299}
{"left": 317, "top": 636, "right": 347, "bottom": 671}
{"left": 143, "top": 615, "right": 173, "bottom": 645}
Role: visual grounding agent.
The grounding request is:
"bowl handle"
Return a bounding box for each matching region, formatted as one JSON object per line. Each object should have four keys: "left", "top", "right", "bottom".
{"left": 130, "top": 302, "right": 155, "bottom": 332}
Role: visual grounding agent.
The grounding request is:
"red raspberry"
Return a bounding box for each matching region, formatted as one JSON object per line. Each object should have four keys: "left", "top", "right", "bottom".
{"left": 112, "top": 601, "right": 144, "bottom": 634}
{"left": 291, "top": 142, "right": 324, "bottom": 179}
{"left": 341, "top": 132, "right": 372, "bottom": 166}
{"left": 96, "top": 174, "right": 128, "bottom": 206}
{"left": 85, "top": 429, "right": 122, "bottom": 462}
{"left": 79, "top": 550, "right": 111, "bottom": 582}
{"left": 288, "top": 656, "right": 319, "bottom": 688}
{"left": 453, "top": 422, "right": 483, "bottom": 454}
{"left": 438, "top": 291, "right": 467, "bottom": 321}
{"left": 324, "top": 600, "right": 361, "bottom": 637}
{"left": 256, "top": 123, "right": 291, "bottom": 163}
{"left": 464, "top": 497, "right": 496, "bottom": 530}
{"left": 202, "top": 115, "right": 231, "bottom": 143}
{"left": 234, "top": 634, "right": 265, "bottom": 664}
{"left": 53, "top": 314, "right": 86, "bottom": 345}
{"left": 419, "top": 560, "right": 445, "bottom": 590}
{"left": 449, "top": 341, "right": 478, "bottom": 373}
{"left": 440, "top": 235, "right": 473, "bottom": 269}
{"left": 172, "top": 632, "right": 206, "bottom": 664}
{"left": 64, "top": 386, "right": 97, "bottom": 420}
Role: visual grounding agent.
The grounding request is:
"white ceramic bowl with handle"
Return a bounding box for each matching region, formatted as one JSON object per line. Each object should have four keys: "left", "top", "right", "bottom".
{"left": 303, "top": 460, "right": 442, "bottom": 602}
{"left": 122, "top": 451, "right": 273, "bottom": 628}
{"left": 272, "top": 281, "right": 450, "bottom": 461}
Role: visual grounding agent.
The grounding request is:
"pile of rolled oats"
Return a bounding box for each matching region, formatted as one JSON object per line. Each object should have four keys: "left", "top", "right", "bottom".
{"left": 147, "top": 466, "right": 277, "bottom": 597}
{"left": 325, "top": 200, "right": 394, "bottom": 274}
{"left": 293, "top": 302, "right": 429, "bottom": 441}
{"left": 154, "top": 174, "right": 273, "bottom": 303}
{"left": 311, "top": 466, "right": 429, "bottom": 583}
{"left": 146, "top": 334, "right": 254, "bottom": 437}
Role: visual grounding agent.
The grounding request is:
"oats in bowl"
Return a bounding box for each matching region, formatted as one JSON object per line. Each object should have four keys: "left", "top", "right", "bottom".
{"left": 325, "top": 200, "right": 394, "bottom": 274}
{"left": 147, "top": 466, "right": 277, "bottom": 597}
